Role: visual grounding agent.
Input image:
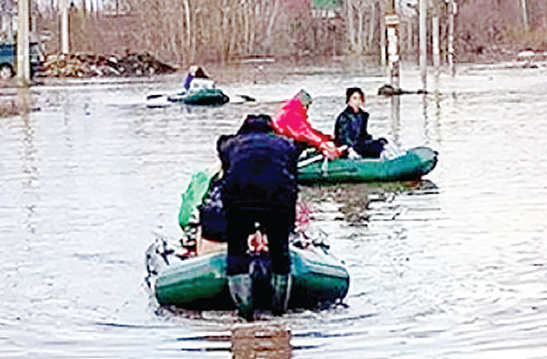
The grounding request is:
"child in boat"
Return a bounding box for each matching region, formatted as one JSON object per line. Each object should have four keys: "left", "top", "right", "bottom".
{"left": 272, "top": 89, "right": 343, "bottom": 160}
{"left": 217, "top": 114, "right": 300, "bottom": 321}
{"left": 334, "top": 87, "right": 388, "bottom": 159}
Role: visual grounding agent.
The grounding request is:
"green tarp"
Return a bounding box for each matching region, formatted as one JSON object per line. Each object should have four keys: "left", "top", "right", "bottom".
{"left": 178, "top": 168, "right": 216, "bottom": 229}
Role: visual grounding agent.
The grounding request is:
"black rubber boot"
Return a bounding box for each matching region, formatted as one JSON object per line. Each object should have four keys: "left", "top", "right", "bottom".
{"left": 228, "top": 274, "right": 254, "bottom": 321}
{"left": 270, "top": 273, "right": 291, "bottom": 316}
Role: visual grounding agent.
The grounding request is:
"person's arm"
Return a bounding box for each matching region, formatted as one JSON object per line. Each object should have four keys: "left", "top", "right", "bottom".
{"left": 217, "top": 135, "right": 234, "bottom": 171}
{"left": 310, "top": 127, "right": 333, "bottom": 142}
{"left": 184, "top": 74, "right": 194, "bottom": 91}
{"left": 335, "top": 112, "right": 356, "bottom": 148}
{"left": 274, "top": 110, "right": 327, "bottom": 149}
{"left": 359, "top": 111, "right": 373, "bottom": 141}
{"left": 289, "top": 120, "right": 328, "bottom": 149}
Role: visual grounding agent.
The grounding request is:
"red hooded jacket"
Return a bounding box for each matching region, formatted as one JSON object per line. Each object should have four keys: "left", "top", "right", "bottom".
{"left": 272, "top": 95, "right": 332, "bottom": 149}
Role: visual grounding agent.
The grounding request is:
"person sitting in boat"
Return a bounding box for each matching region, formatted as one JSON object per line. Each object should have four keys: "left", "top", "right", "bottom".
{"left": 334, "top": 87, "right": 388, "bottom": 159}
{"left": 272, "top": 89, "right": 343, "bottom": 160}
{"left": 217, "top": 114, "right": 300, "bottom": 321}
{"left": 183, "top": 65, "right": 213, "bottom": 92}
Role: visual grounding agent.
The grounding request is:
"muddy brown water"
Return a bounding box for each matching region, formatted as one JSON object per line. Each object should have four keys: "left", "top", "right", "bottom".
{"left": 2, "top": 65, "right": 547, "bottom": 358}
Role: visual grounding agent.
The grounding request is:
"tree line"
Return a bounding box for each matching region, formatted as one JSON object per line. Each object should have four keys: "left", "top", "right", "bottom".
{"left": 12, "top": 0, "right": 547, "bottom": 65}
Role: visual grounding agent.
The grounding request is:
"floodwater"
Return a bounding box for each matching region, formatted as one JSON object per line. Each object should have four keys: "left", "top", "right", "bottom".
{"left": 2, "top": 64, "right": 547, "bottom": 358}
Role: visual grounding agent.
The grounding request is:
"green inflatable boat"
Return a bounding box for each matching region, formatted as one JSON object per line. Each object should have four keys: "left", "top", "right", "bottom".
{"left": 297, "top": 146, "right": 438, "bottom": 185}
{"left": 167, "top": 88, "right": 229, "bottom": 105}
{"left": 145, "top": 238, "right": 350, "bottom": 310}
{"left": 146, "top": 88, "right": 229, "bottom": 107}
{"left": 154, "top": 166, "right": 351, "bottom": 311}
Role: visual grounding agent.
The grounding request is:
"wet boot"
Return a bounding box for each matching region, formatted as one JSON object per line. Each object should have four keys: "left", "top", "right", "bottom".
{"left": 270, "top": 273, "right": 291, "bottom": 316}
{"left": 228, "top": 274, "right": 254, "bottom": 321}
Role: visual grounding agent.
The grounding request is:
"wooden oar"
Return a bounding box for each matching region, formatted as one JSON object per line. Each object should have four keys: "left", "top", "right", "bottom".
{"left": 298, "top": 153, "right": 323, "bottom": 168}
{"left": 321, "top": 157, "right": 329, "bottom": 176}
{"left": 237, "top": 94, "right": 256, "bottom": 102}
{"left": 297, "top": 145, "right": 347, "bottom": 169}
{"left": 145, "top": 93, "right": 170, "bottom": 108}
{"left": 146, "top": 93, "right": 164, "bottom": 100}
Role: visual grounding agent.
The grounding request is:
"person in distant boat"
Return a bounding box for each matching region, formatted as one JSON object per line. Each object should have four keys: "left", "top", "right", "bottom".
{"left": 217, "top": 114, "right": 300, "bottom": 321}
{"left": 183, "top": 65, "right": 210, "bottom": 91}
{"left": 334, "top": 87, "right": 387, "bottom": 159}
{"left": 272, "top": 89, "right": 343, "bottom": 160}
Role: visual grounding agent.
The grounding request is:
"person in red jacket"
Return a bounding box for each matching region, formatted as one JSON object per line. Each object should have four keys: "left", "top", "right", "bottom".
{"left": 272, "top": 90, "right": 342, "bottom": 159}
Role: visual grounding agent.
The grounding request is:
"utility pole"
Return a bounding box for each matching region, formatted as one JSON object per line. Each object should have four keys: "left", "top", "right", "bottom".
{"left": 385, "top": 0, "right": 400, "bottom": 89}
{"left": 448, "top": 0, "right": 455, "bottom": 77}
{"left": 17, "top": 0, "right": 31, "bottom": 86}
{"left": 419, "top": 0, "right": 427, "bottom": 90}
{"left": 407, "top": 20, "right": 413, "bottom": 58}
{"left": 520, "top": 0, "right": 528, "bottom": 33}
{"left": 60, "top": 0, "right": 69, "bottom": 53}
{"left": 380, "top": 1, "right": 387, "bottom": 71}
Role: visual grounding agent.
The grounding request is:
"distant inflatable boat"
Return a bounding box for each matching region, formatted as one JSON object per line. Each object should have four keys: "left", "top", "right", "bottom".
{"left": 166, "top": 88, "right": 229, "bottom": 105}
{"left": 146, "top": 78, "right": 230, "bottom": 107}
{"left": 298, "top": 146, "right": 438, "bottom": 185}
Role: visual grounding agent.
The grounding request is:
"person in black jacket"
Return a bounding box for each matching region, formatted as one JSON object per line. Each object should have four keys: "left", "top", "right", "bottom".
{"left": 334, "top": 87, "right": 387, "bottom": 158}
{"left": 217, "top": 114, "right": 300, "bottom": 320}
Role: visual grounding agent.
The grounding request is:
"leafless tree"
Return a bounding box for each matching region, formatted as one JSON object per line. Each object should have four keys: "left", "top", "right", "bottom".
{"left": 27, "top": 0, "right": 547, "bottom": 66}
{"left": 344, "top": 0, "right": 378, "bottom": 53}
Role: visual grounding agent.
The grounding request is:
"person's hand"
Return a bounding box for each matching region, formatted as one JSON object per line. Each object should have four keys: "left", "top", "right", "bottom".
{"left": 347, "top": 147, "right": 360, "bottom": 159}
{"left": 319, "top": 142, "right": 340, "bottom": 160}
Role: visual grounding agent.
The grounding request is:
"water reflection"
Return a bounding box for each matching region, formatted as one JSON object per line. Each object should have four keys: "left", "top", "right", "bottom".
{"left": 151, "top": 307, "right": 293, "bottom": 358}
{"left": 17, "top": 87, "right": 32, "bottom": 115}
{"left": 421, "top": 93, "right": 428, "bottom": 128}
{"left": 390, "top": 95, "right": 401, "bottom": 144}
{"left": 20, "top": 103, "right": 39, "bottom": 239}
{"left": 231, "top": 323, "right": 291, "bottom": 359}
{"left": 301, "top": 180, "right": 438, "bottom": 226}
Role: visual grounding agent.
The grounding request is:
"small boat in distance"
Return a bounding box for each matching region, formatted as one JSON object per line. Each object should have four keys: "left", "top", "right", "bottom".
{"left": 146, "top": 78, "right": 230, "bottom": 107}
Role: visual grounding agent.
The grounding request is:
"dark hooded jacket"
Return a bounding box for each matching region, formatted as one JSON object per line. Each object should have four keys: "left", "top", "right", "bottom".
{"left": 218, "top": 115, "right": 299, "bottom": 212}
{"left": 334, "top": 106, "right": 373, "bottom": 148}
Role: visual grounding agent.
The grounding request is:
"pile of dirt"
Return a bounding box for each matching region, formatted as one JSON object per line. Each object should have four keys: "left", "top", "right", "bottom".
{"left": 39, "top": 52, "right": 177, "bottom": 78}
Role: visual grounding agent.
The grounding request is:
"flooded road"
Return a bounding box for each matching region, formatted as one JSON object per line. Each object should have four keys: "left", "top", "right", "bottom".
{"left": 2, "top": 65, "right": 547, "bottom": 358}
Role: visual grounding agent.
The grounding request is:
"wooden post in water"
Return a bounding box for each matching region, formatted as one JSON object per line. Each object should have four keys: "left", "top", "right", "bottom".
{"left": 419, "top": 0, "right": 427, "bottom": 90}
{"left": 432, "top": 15, "right": 440, "bottom": 79}
{"left": 17, "top": 0, "right": 30, "bottom": 86}
{"left": 385, "top": 0, "right": 400, "bottom": 89}
{"left": 60, "top": 0, "right": 69, "bottom": 53}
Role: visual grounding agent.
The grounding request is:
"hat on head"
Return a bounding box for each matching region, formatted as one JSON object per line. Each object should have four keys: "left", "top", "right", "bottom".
{"left": 296, "top": 89, "right": 313, "bottom": 107}
{"left": 346, "top": 87, "right": 365, "bottom": 103}
{"left": 237, "top": 114, "right": 273, "bottom": 135}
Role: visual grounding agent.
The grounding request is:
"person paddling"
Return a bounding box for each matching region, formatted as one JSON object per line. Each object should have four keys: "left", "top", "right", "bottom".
{"left": 272, "top": 89, "right": 343, "bottom": 160}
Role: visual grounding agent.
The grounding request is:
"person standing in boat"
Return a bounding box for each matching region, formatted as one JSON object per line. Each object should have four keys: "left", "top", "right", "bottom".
{"left": 272, "top": 89, "right": 343, "bottom": 160}
{"left": 334, "top": 87, "right": 388, "bottom": 159}
{"left": 217, "top": 114, "right": 300, "bottom": 321}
